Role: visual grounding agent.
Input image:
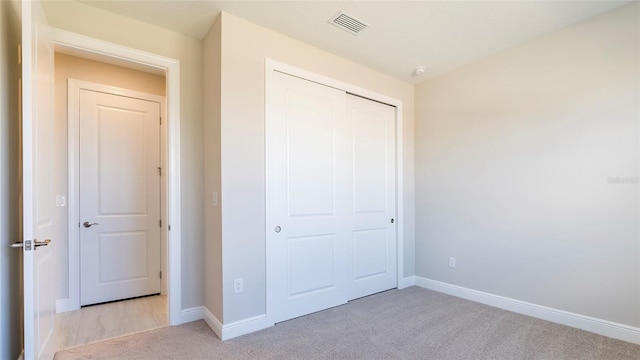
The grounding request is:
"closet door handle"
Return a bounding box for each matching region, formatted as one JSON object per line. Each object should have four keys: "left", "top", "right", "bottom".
{"left": 274, "top": 226, "right": 281, "bottom": 233}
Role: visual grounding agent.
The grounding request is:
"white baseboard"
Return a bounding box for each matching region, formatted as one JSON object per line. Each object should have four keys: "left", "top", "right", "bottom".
{"left": 202, "top": 308, "right": 268, "bottom": 341}
{"left": 203, "top": 307, "right": 223, "bottom": 339}
{"left": 398, "top": 276, "right": 416, "bottom": 289}
{"left": 415, "top": 276, "right": 640, "bottom": 345}
{"left": 55, "top": 298, "right": 70, "bottom": 313}
{"left": 221, "top": 314, "right": 268, "bottom": 340}
{"left": 17, "top": 350, "right": 24, "bottom": 360}
{"left": 178, "top": 306, "right": 204, "bottom": 325}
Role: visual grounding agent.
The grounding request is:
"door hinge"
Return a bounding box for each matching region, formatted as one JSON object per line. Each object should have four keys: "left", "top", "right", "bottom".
{"left": 159, "top": 271, "right": 162, "bottom": 279}
{"left": 160, "top": 116, "right": 162, "bottom": 125}
{"left": 158, "top": 167, "right": 162, "bottom": 176}
{"left": 18, "top": 44, "right": 21, "bottom": 65}
{"left": 159, "top": 219, "right": 162, "bottom": 228}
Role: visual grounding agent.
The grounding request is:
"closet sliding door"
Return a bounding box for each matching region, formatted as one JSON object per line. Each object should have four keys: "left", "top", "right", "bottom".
{"left": 269, "top": 71, "right": 351, "bottom": 323}
{"left": 347, "top": 94, "right": 397, "bottom": 301}
{"left": 268, "top": 71, "right": 396, "bottom": 324}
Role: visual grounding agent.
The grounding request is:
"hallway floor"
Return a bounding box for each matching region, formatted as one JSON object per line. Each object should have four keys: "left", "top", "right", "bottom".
{"left": 56, "top": 295, "right": 167, "bottom": 350}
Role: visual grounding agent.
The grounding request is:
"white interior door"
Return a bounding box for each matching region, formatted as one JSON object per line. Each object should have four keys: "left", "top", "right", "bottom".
{"left": 79, "top": 89, "right": 161, "bottom": 306}
{"left": 20, "top": 0, "right": 57, "bottom": 358}
{"left": 269, "top": 71, "right": 351, "bottom": 323}
{"left": 347, "top": 94, "right": 397, "bottom": 300}
{"left": 268, "top": 71, "right": 397, "bottom": 324}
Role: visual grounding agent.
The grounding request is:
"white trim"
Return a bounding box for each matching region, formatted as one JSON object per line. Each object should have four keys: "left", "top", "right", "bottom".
{"left": 49, "top": 27, "right": 183, "bottom": 326}
{"left": 55, "top": 298, "right": 69, "bottom": 314}
{"left": 21, "top": 2, "right": 35, "bottom": 357}
{"left": 264, "top": 59, "right": 406, "bottom": 327}
{"left": 203, "top": 307, "right": 223, "bottom": 339}
{"left": 415, "top": 277, "right": 640, "bottom": 345}
{"left": 66, "top": 79, "right": 166, "bottom": 311}
{"left": 264, "top": 63, "right": 275, "bottom": 328}
{"left": 221, "top": 315, "right": 268, "bottom": 340}
{"left": 17, "top": 350, "right": 24, "bottom": 360}
{"left": 203, "top": 309, "right": 268, "bottom": 341}
{"left": 179, "top": 306, "right": 205, "bottom": 325}
{"left": 398, "top": 276, "right": 416, "bottom": 289}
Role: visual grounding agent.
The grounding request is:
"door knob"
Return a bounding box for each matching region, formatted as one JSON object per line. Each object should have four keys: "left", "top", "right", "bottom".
{"left": 83, "top": 221, "right": 99, "bottom": 228}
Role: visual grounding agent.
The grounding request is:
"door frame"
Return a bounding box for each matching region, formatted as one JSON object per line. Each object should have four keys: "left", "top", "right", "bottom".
{"left": 69, "top": 79, "right": 167, "bottom": 307}
{"left": 50, "top": 28, "right": 183, "bottom": 325}
{"left": 264, "top": 59, "right": 406, "bottom": 327}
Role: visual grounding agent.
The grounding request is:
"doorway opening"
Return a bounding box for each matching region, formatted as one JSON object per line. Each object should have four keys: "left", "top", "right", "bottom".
{"left": 49, "top": 28, "right": 183, "bottom": 349}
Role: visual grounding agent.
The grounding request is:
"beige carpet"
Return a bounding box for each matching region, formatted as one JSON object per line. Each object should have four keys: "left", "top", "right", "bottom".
{"left": 55, "top": 287, "right": 640, "bottom": 360}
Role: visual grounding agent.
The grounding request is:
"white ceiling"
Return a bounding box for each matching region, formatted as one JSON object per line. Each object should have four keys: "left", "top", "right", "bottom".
{"left": 76, "top": 0, "right": 631, "bottom": 84}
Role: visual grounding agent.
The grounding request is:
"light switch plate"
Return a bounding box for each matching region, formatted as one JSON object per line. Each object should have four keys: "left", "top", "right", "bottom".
{"left": 56, "top": 195, "right": 66, "bottom": 208}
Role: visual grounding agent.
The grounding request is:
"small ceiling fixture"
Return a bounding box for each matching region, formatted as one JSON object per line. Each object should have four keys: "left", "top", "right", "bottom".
{"left": 328, "top": 11, "right": 370, "bottom": 35}
{"left": 414, "top": 66, "right": 427, "bottom": 76}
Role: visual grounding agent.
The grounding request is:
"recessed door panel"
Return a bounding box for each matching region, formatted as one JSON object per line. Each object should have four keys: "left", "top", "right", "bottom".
{"left": 288, "top": 234, "right": 336, "bottom": 296}
{"left": 98, "top": 232, "right": 148, "bottom": 283}
{"left": 352, "top": 107, "right": 387, "bottom": 214}
{"left": 353, "top": 229, "right": 388, "bottom": 281}
{"left": 97, "top": 107, "right": 148, "bottom": 215}
{"left": 287, "top": 89, "right": 335, "bottom": 217}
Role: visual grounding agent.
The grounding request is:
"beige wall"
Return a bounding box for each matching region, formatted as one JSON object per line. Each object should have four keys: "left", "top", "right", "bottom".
{"left": 43, "top": 0, "right": 205, "bottom": 309}
{"left": 217, "top": 12, "right": 415, "bottom": 323}
{"left": 53, "top": 53, "right": 166, "bottom": 301}
{"left": 0, "top": 1, "right": 24, "bottom": 358}
{"left": 203, "top": 18, "right": 223, "bottom": 321}
{"left": 415, "top": 2, "right": 639, "bottom": 326}
{"left": 55, "top": 53, "right": 166, "bottom": 95}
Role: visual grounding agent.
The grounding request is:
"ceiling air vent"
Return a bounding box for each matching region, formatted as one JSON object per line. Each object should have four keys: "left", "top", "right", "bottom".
{"left": 329, "top": 11, "right": 370, "bottom": 35}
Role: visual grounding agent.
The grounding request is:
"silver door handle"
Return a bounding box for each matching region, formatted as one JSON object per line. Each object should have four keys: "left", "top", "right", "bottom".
{"left": 34, "top": 239, "right": 51, "bottom": 248}
{"left": 83, "top": 221, "right": 99, "bottom": 228}
{"left": 10, "top": 239, "right": 51, "bottom": 250}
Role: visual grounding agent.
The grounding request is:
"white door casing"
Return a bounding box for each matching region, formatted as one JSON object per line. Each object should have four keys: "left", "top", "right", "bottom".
{"left": 21, "top": 0, "right": 57, "bottom": 358}
{"left": 78, "top": 87, "right": 162, "bottom": 306}
{"left": 347, "top": 94, "right": 397, "bottom": 300}
{"left": 267, "top": 69, "right": 398, "bottom": 324}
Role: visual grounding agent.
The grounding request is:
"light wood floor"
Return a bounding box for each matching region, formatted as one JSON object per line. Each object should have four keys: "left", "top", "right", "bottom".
{"left": 56, "top": 295, "right": 167, "bottom": 350}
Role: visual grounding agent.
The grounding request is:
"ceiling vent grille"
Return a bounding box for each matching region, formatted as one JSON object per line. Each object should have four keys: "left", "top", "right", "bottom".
{"left": 329, "top": 11, "right": 370, "bottom": 35}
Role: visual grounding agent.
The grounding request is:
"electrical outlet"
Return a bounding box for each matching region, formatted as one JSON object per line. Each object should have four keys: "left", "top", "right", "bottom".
{"left": 234, "top": 278, "right": 244, "bottom": 294}
{"left": 449, "top": 257, "right": 456, "bottom": 269}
